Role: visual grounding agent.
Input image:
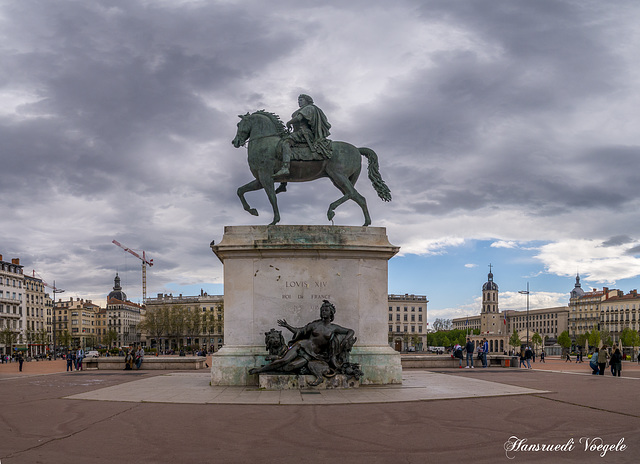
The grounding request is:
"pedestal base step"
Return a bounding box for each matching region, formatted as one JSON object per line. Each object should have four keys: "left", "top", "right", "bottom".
{"left": 259, "top": 374, "right": 360, "bottom": 390}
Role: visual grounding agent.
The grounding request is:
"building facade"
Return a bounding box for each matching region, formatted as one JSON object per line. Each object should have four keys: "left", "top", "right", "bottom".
{"left": 24, "top": 275, "right": 48, "bottom": 356}
{"left": 106, "top": 273, "right": 142, "bottom": 348}
{"left": 388, "top": 293, "right": 428, "bottom": 351}
{"left": 144, "top": 291, "right": 224, "bottom": 352}
{"left": 0, "top": 255, "right": 25, "bottom": 355}
{"left": 593, "top": 289, "right": 640, "bottom": 345}
{"left": 453, "top": 267, "right": 569, "bottom": 353}
{"left": 54, "top": 297, "right": 101, "bottom": 350}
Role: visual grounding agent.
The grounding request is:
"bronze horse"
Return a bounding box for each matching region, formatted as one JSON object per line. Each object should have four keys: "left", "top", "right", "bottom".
{"left": 231, "top": 111, "right": 391, "bottom": 226}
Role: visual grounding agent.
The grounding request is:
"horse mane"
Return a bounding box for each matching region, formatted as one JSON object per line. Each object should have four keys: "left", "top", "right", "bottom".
{"left": 254, "top": 110, "right": 288, "bottom": 137}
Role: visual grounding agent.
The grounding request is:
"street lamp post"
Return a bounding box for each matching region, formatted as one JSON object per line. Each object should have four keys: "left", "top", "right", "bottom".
{"left": 519, "top": 283, "right": 530, "bottom": 350}
{"left": 51, "top": 281, "right": 65, "bottom": 360}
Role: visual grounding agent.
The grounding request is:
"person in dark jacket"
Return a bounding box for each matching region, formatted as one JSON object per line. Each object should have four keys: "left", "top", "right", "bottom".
{"left": 464, "top": 338, "right": 474, "bottom": 369}
{"left": 610, "top": 348, "right": 623, "bottom": 377}
{"left": 524, "top": 346, "right": 533, "bottom": 369}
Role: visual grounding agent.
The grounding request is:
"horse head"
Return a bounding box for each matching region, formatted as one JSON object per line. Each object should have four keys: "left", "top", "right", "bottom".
{"left": 232, "top": 112, "right": 251, "bottom": 148}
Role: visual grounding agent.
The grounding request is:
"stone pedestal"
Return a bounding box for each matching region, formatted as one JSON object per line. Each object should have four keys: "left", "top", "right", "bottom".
{"left": 210, "top": 225, "right": 401, "bottom": 386}
{"left": 259, "top": 374, "right": 360, "bottom": 390}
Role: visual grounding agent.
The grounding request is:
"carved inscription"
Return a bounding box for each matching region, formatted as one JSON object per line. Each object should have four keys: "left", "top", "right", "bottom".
{"left": 281, "top": 280, "right": 330, "bottom": 301}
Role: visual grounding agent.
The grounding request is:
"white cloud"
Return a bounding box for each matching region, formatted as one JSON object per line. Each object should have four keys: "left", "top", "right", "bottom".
{"left": 491, "top": 240, "right": 518, "bottom": 249}
{"left": 535, "top": 239, "right": 640, "bottom": 284}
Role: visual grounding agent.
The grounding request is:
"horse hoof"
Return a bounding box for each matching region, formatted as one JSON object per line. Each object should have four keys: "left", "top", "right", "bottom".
{"left": 327, "top": 211, "right": 335, "bottom": 221}
{"left": 362, "top": 221, "right": 371, "bottom": 227}
{"left": 248, "top": 208, "right": 259, "bottom": 216}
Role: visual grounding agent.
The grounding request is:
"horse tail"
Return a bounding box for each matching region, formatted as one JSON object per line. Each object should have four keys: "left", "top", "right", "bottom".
{"left": 359, "top": 147, "right": 392, "bottom": 202}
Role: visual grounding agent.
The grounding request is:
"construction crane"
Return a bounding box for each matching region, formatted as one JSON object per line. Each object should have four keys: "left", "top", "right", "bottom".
{"left": 112, "top": 240, "right": 154, "bottom": 303}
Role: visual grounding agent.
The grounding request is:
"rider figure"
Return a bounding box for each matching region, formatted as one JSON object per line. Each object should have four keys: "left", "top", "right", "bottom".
{"left": 274, "top": 94, "right": 332, "bottom": 177}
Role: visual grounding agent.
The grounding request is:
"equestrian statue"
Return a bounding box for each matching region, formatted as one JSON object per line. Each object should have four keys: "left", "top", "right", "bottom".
{"left": 231, "top": 94, "right": 391, "bottom": 226}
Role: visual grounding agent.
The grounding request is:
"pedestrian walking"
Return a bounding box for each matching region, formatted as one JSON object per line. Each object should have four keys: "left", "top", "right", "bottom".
{"left": 18, "top": 353, "right": 24, "bottom": 372}
{"left": 66, "top": 354, "right": 73, "bottom": 372}
{"left": 481, "top": 338, "right": 489, "bottom": 368}
{"left": 520, "top": 348, "right": 527, "bottom": 368}
{"left": 524, "top": 346, "right": 532, "bottom": 369}
{"left": 540, "top": 350, "right": 545, "bottom": 363}
{"left": 76, "top": 347, "right": 84, "bottom": 371}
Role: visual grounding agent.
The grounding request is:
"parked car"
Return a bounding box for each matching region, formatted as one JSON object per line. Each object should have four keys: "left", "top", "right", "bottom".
{"left": 86, "top": 351, "right": 100, "bottom": 358}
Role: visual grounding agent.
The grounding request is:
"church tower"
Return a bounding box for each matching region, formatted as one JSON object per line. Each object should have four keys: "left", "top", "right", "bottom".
{"left": 481, "top": 264, "right": 500, "bottom": 333}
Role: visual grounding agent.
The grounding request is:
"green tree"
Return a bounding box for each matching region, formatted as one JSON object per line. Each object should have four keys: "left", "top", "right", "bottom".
{"left": 588, "top": 330, "right": 602, "bottom": 348}
{"left": 139, "top": 305, "right": 171, "bottom": 352}
{"left": 619, "top": 327, "right": 640, "bottom": 348}
{"left": 0, "top": 328, "right": 18, "bottom": 355}
{"left": 103, "top": 329, "right": 118, "bottom": 348}
{"left": 558, "top": 330, "right": 571, "bottom": 356}
{"left": 184, "top": 307, "right": 202, "bottom": 348}
{"left": 600, "top": 329, "right": 613, "bottom": 346}
{"left": 59, "top": 330, "right": 72, "bottom": 351}
{"left": 576, "top": 332, "right": 588, "bottom": 349}
{"left": 167, "top": 305, "right": 186, "bottom": 349}
{"left": 531, "top": 332, "right": 543, "bottom": 355}
{"left": 37, "top": 328, "right": 49, "bottom": 347}
{"left": 509, "top": 330, "right": 521, "bottom": 351}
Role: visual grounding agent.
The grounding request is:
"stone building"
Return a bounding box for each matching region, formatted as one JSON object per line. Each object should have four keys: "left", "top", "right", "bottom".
{"left": 388, "top": 293, "right": 428, "bottom": 351}
{"left": 568, "top": 275, "right": 607, "bottom": 340}
{"left": 144, "top": 291, "right": 224, "bottom": 352}
{"left": 106, "top": 273, "right": 142, "bottom": 348}
{"left": 0, "top": 255, "right": 25, "bottom": 355}
{"left": 596, "top": 289, "right": 640, "bottom": 344}
{"left": 24, "top": 274, "right": 48, "bottom": 356}
{"left": 453, "top": 267, "right": 569, "bottom": 353}
{"left": 54, "top": 297, "right": 101, "bottom": 349}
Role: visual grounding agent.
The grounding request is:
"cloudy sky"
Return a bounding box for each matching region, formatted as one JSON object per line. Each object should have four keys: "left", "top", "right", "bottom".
{"left": 3, "top": 0, "right": 640, "bottom": 323}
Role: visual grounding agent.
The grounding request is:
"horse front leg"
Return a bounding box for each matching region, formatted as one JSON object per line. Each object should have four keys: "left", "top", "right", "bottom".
{"left": 237, "top": 179, "right": 263, "bottom": 216}
{"left": 257, "top": 171, "right": 280, "bottom": 225}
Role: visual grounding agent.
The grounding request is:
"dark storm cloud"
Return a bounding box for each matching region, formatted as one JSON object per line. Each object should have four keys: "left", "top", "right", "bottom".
{"left": 601, "top": 235, "right": 634, "bottom": 247}
{"left": 345, "top": 0, "right": 637, "bottom": 218}
{"left": 626, "top": 245, "right": 640, "bottom": 256}
{"left": 0, "top": 0, "right": 300, "bottom": 199}
{"left": 3, "top": 0, "right": 640, "bottom": 302}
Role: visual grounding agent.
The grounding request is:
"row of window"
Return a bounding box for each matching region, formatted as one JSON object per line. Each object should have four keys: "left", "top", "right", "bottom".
{"left": 0, "top": 291, "right": 22, "bottom": 300}
{"left": 389, "top": 314, "right": 423, "bottom": 322}
{"left": 0, "top": 277, "right": 22, "bottom": 286}
{"left": 389, "top": 325, "right": 423, "bottom": 333}
{"left": 0, "top": 305, "right": 21, "bottom": 315}
{"left": 388, "top": 306, "right": 424, "bottom": 312}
